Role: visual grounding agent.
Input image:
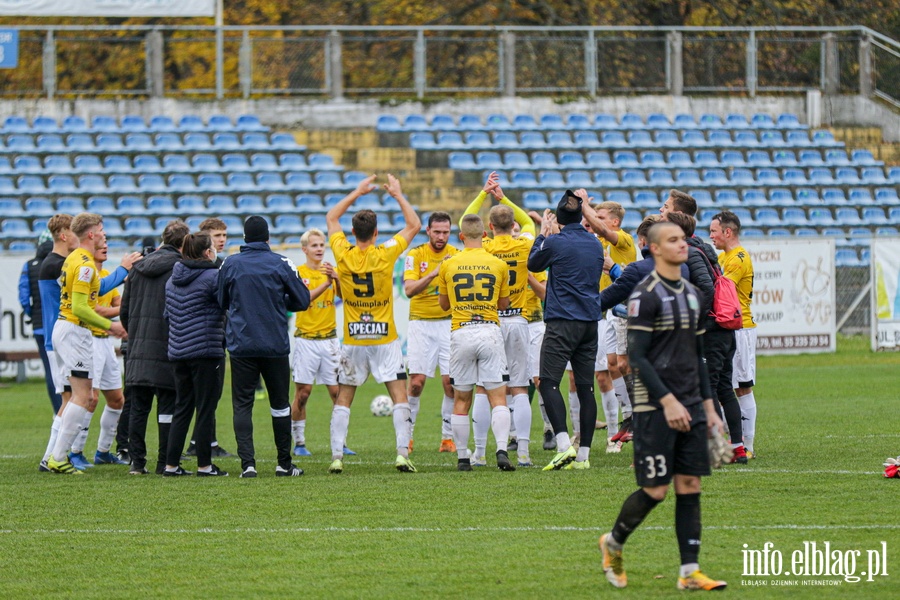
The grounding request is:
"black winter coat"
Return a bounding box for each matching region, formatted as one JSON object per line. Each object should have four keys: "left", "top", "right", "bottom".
{"left": 165, "top": 260, "right": 225, "bottom": 361}
{"left": 685, "top": 235, "right": 719, "bottom": 330}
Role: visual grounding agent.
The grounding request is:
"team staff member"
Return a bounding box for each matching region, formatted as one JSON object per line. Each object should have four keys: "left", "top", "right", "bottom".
{"left": 326, "top": 174, "right": 422, "bottom": 474}
{"left": 218, "top": 216, "right": 310, "bottom": 478}
{"left": 709, "top": 211, "right": 757, "bottom": 458}
{"left": 290, "top": 228, "right": 343, "bottom": 457}
{"left": 599, "top": 222, "right": 726, "bottom": 591}
{"left": 527, "top": 190, "right": 605, "bottom": 471}
{"left": 438, "top": 214, "right": 513, "bottom": 472}
{"left": 403, "top": 211, "right": 458, "bottom": 453}
{"left": 47, "top": 213, "right": 127, "bottom": 474}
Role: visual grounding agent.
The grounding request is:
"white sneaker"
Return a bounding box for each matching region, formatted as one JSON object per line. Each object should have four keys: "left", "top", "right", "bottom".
{"left": 517, "top": 454, "right": 533, "bottom": 467}
{"left": 606, "top": 440, "right": 621, "bottom": 454}
{"left": 471, "top": 454, "right": 487, "bottom": 467}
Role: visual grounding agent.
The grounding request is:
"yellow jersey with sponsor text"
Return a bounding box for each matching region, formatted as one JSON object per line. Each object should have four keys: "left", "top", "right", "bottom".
{"left": 482, "top": 233, "right": 533, "bottom": 318}
{"left": 403, "top": 242, "right": 458, "bottom": 320}
{"left": 294, "top": 263, "right": 337, "bottom": 339}
{"left": 719, "top": 245, "right": 755, "bottom": 329}
{"left": 438, "top": 248, "right": 509, "bottom": 332}
{"left": 89, "top": 267, "right": 119, "bottom": 337}
{"left": 523, "top": 269, "right": 548, "bottom": 323}
{"left": 58, "top": 247, "right": 101, "bottom": 328}
{"left": 330, "top": 232, "right": 407, "bottom": 346}
{"left": 600, "top": 229, "right": 638, "bottom": 290}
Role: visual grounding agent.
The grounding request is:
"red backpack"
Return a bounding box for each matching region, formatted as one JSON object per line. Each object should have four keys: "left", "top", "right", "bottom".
{"left": 698, "top": 250, "right": 743, "bottom": 330}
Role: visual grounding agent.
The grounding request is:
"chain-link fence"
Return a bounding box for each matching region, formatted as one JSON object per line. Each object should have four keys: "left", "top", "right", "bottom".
{"left": 596, "top": 35, "right": 668, "bottom": 93}
{"left": 836, "top": 263, "right": 871, "bottom": 335}
{"left": 249, "top": 34, "right": 328, "bottom": 94}
{"left": 872, "top": 39, "right": 900, "bottom": 108}
{"left": 515, "top": 34, "right": 587, "bottom": 93}
{"left": 757, "top": 37, "right": 822, "bottom": 92}
{"left": 424, "top": 34, "right": 501, "bottom": 94}
{"left": 0, "top": 32, "right": 43, "bottom": 96}
{"left": 683, "top": 35, "right": 749, "bottom": 92}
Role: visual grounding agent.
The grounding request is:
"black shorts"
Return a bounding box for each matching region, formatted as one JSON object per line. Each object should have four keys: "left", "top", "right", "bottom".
{"left": 633, "top": 403, "right": 710, "bottom": 487}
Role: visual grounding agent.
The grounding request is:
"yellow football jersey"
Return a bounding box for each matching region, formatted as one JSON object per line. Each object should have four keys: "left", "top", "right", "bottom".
{"left": 89, "top": 267, "right": 120, "bottom": 337}
{"left": 719, "top": 245, "right": 756, "bottom": 329}
{"left": 294, "top": 263, "right": 337, "bottom": 339}
{"left": 58, "top": 247, "right": 100, "bottom": 328}
{"left": 330, "top": 232, "right": 407, "bottom": 346}
{"left": 403, "top": 242, "right": 459, "bottom": 320}
{"left": 523, "top": 269, "right": 548, "bottom": 323}
{"left": 482, "top": 233, "right": 533, "bottom": 318}
{"left": 438, "top": 248, "right": 509, "bottom": 331}
{"left": 600, "top": 230, "right": 637, "bottom": 290}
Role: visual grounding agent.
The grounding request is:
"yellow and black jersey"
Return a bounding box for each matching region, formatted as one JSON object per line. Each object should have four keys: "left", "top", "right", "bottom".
{"left": 438, "top": 248, "right": 509, "bottom": 331}
{"left": 330, "top": 232, "right": 407, "bottom": 345}
{"left": 294, "top": 263, "right": 337, "bottom": 339}
{"left": 482, "top": 233, "right": 533, "bottom": 318}
{"left": 719, "top": 245, "right": 755, "bottom": 329}
{"left": 523, "top": 269, "right": 547, "bottom": 323}
{"left": 600, "top": 230, "right": 638, "bottom": 290}
{"left": 403, "top": 242, "right": 459, "bottom": 320}
{"left": 58, "top": 247, "right": 100, "bottom": 328}
{"left": 89, "top": 267, "right": 119, "bottom": 337}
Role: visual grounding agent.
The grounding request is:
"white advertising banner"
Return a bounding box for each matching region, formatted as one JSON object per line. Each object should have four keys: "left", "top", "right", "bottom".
{"left": 739, "top": 238, "right": 836, "bottom": 355}
{"left": 871, "top": 238, "right": 900, "bottom": 350}
{"left": 0, "top": 0, "right": 215, "bottom": 17}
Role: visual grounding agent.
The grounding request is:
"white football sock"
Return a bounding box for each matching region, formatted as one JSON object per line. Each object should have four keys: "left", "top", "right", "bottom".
{"left": 537, "top": 391, "right": 552, "bottom": 430}
{"left": 330, "top": 405, "right": 350, "bottom": 460}
{"left": 613, "top": 377, "right": 631, "bottom": 417}
{"left": 43, "top": 415, "right": 61, "bottom": 461}
{"left": 291, "top": 419, "right": 305, "bottom": 446}
{"left": 392, "top": 402, "right": 412, "bottom": 458}
{"left": 602, "top": 390, "right": 619, "bottom": 438}
{"left": 51, "top": 403, "right": 88, "bottom": 463}
{"left": 555, "top": 431, "right": 572, "bottom": 453}
{"left": 739, "top": 391, "right": 757, "bottom": 453}
{"left": 70, "top": 409, "right": 94, "bottom": 454}
{"left": 451, "top": 414, "right": 470, "bottom": 460}
{"left": 491, "top": 405, "right": 511, "bottom": 453}
{"left": 569, "top": 390, "right": 580, "bottom": 434}
{"left": 512, "top": 393, "right": 531, "bottom": 456}
{"left": 506, "top": 394, "right": 517, "bottom": 437}
{"left": 407, "top": 395, "right": 420, "bottom": 439}
{"left": 472, "top": 393, "right": 490, "bottom": 459}
{"left": 576, "top": 446, "right": 591, "bottom": 462}
{"left": 441, "top": 395, "right": 454, "bottom": 438}
{"left": 97, "top": 406, "right": 121, "bottom": 453}
{"left": 680, "top": 563, "right": 700, "bottom": 578}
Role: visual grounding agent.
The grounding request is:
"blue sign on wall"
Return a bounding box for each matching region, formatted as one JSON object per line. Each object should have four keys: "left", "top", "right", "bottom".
{"left": 0, "top": 29, "right": 18, "bottom": 69}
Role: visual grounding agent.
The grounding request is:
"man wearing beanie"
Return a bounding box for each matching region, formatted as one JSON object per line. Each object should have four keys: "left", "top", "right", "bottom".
{"left": 218, "top": 215, "right": 311, "bottom": 478}
{"left": 527, "top": 189, "right": 605, "bottom": 471}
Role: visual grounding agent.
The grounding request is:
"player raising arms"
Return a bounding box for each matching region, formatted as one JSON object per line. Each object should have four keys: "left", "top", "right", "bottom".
{"left": 438, "top": 214, "right": 513, "bottom": 472}
{"left": 326, "top": 174, "right": 421, "bottom": 474}
{"left": 403, "top": 211, "right": 458, "bottom": 453}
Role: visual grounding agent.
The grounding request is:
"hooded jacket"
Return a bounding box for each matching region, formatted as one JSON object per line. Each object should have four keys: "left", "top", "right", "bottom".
{"left": 217, "top": 242, "right": 310, "bottom": 358}
{"left": 685, "top": 235, "right": 719, "bottom": 330}
{"left": 600, "top": 246, "right": 691, "bottom": 312}
{"left": 121, "top": 245, "right": 181, "bottom": 388}
{"left": 165, "top": 260, "right": 225, "bottom": 361}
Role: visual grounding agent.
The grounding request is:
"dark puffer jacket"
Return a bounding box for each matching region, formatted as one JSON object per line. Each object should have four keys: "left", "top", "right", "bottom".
{"left": 121, "top": 245, "right": 181, "bottom": 389}
{"left": 165, "top": 260, "right": 225, "bottom": 361}
{"left": 686, "top": 235, "right": 719, "bottom": 329}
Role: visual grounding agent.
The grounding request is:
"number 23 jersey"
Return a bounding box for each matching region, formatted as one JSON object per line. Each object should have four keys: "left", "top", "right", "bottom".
{"left": 437, "top": 248, "right": 509, "bottom": 331}
{"left": 330, "top": 231, "right": 408, "bottom": 346}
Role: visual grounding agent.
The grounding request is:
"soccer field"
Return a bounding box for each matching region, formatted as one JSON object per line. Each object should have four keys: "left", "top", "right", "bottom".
{"left": 1, "top": 335, "right": 897, "bottom": 599}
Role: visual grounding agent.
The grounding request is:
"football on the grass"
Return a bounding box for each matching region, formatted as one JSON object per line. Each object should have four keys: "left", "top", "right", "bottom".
{"left": 370, "top": 395, "right": 393, "bottom": 417}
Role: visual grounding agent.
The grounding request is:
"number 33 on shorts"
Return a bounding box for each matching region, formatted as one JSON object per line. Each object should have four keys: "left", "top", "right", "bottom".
{"left": 644, "top": 454, "right": 667, "bottom": 479}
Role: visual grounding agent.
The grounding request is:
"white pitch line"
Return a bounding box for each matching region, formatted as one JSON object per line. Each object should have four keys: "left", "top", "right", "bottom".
{"left": 2, "top": 524, "right": 898, "bottom": 535}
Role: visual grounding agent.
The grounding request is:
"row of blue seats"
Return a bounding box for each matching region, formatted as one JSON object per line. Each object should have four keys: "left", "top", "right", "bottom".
{"left": 694, "top": 206, "right": 900, "bottom": 229}
{"left": 489, "top": 168, "right": 899, "bottom": 189}
{"left": 520, "top": 188, "right": 900, "bottom": 210}
{"left": 0, "top": 171, "right": 370, "bottom": 195}
{"left": 0, "top": 192, "right": 402, "bottom": 218}
{"left": 0, "top": 132, "right": 300, "bottom": 153}
{"left": 411, "top": 129, "right": 842, "bottom": 151}
{"left": 1, "top": 114, "right": 268, "bottom": 134}
{"left": 449, "top": 149, "right": 883, "bottom": 170}
{"left": 378, "top": 112, "right": 808, "bottom": 132}
{"left": 0, "top": 152, "right": 340, "bottom": 175}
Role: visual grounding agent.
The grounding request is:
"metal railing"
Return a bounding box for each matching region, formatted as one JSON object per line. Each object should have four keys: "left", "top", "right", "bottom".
{"left": 0, "top": 25, "right": 896, "bottom": 105}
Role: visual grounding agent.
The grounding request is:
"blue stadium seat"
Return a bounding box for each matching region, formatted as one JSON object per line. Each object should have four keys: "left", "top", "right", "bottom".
{"left": 781, "top": 208, "right": 809, "bottom": 227}
{"left": 794, "top": 188, "right": 820, "bottom": 206}
{"left": 719, "top": 151, "right": 746, "bottom": 167}
{"left": 461, "top": 132, "right": 490, "bottom": 149}
{"left": 400, "top": 115, "right": 428, "bottom": 131}
{"left": 836, "top": 207, "right": 864, "bottom": 226}
{"left": 751, "top": 114, "right": 776, "bottom": 129}
{"left": 849, "top": 188, "right": 875, "bottom": 205}
{"left": 537, "top": 114, "right": 565, "bottom": 130}
{"left": 176, "top": 195, "right": 204, "bottom": 213}
{"left": 649, "top": 169, "right": 674, "bottom": 186}
{"left": 485, "top": 114, "right": 512, "bottom": 130}
{"left": 61, "top": 116, "right": 88, "bottom": 132}
{"left": 270, "top": 133, "right": 299, "bottom": 150}
{"left": 836, "top": 167, "right": 861, "bottom": 186}
{"left": 121, "top": 115, "right": 148, "bottom": 132}
{"left": 305, "top": 215, "right": 328, "bottom": 230}
{"left": 741, "top": 190, "right": 768, "bottom": 207}
{"left": 146, "top": 195, "right": 176, "bottom": 215}
{"left": 693, "top": 151, "right": 718, "bottom": 168}
{"left": 777, "top": 114, "right": 804, "bottom": 129}
{"left": 274, "top": 214, "right": 304, "bottom": 235}
{"left": 563, "top": 171, "right": 591, "bottom": 187}
{"left": 783, "top": 169, "right": 808, "bottom": 186}
{"left": 531, "top": 151, "right": 559, "bottom": 169}
{"left": 286, "top": 172, "right": 315, "bottom": 191}
{"left": 1, "top": 218, "right": 30, "bottom": 238}
{"left": 118, "top": 195, "right": 145, "bottom": 214}
{"left": 8, "top": 240, "right": 36, "bottom": 251}
{"left": 162, "top": 154, "right": 191, "bottom": 173}
{"left": 236, "top": 114, "right": 268, "bottom": 132}
{"left": 192, "top": 153, "right": 220, "bottom": 171}
{"left": 342, "top": 172, "right": 368, "bottom": 188}
{"left": 734, "top": 131, "right": 761, "bottom": 147}
{"left": 208, "top": 115, "right": 237, "bottom": 131}
{"left": 205, "top": 195, "right": 235, "bottom": 214}
{"left": 621, "top": 212, "right": 642, "bottom": 230}
{"left": 666, "top": 151, "right": 692, "bottom": 168}
{"left": 212, "top": 132, "right": 242, "bottom": 150}
{"left": 756, "top": 169, "right": 781, "bottom": 186}
{"left": 585, "top": 151, "right": 612, "bottom": 168}
{"left": 338, "top": 214, "right": 354, "bottom": 229}
{"left": 760, "top": 131, "right": 787, "bottom": 147}
{"left": 227, "top": 173, "right": 256, "bottom": 193}
{"left": 889, "top": 208, "right": 900, "bottom": 226}
{"left": 673, "top": 114, "right": 698, "bottom": 129}
{"left": 504, "top": 151, "right": 531, "bottom": 169}
{"left": 87, "top": 116, "right": 117, "bottom": 132}
{"left": 475, "top": 151, "right": 503, "bottom": 170}
{"left": 861, "top": 167, "right": 889, "bottom": 185}
{"left": 124, "top": 216, "right": 156, "bottom": 236}
{"left": 509, "top": 171, "right": 538, "bottom": 188}
{"left": 573, "top": 131, "right": 601, "bottom": 148}
{"left": 222, "top": 154, "right": 251, "bottom": 172}
{"left": 876, "top": 188, "right": 900, "bottom": 205}
{"left": 698, "top": 114, "right": 723, "bottom": 129}
{"left": 108, "top": 175, "right": 139, "bottom": 193}
{"left": 799, "top": 150, "right": 825, "bottom": 166}
{"left": 674, "top": 169, "right": 701, "bottom": 187}
{"left": 103, "top": 218, "right": 125, "bottom": 236}
{"left": 512, "top": 115, "right": 539, "bottom": 130}
{"left": 851, "top": 149, "right": 881, "bottom": 166}
{"left": 138, "top": 174, "right": 168, "bottom": 194}
{"left": 241, "top": 133, "right": 269, "bottom": 151}
{"left": 78, "top": 175, "right": 107, "bottom": 194}
{"left": 566, "top": 114, "right": 592, "bottom": 129}
{"left": 653, "top": 131, "right": 680, "bottom": 147}
{"left": 308, "top": 153, "right": 340, "bottom": 170}
{"left": 48, "top": 175, "right": 77, "bottom": 194}
{"left": 823, "top": 149, "right": 851, "bottom": 167}
{"left": 149, "top": 116, "right": 178, "bottom": 132}
{"left": 730, "top": 169, "right": 755, "bottom": 186}
{"left": 0, "top": 177, "right": 15, "bottom": 194}
{"left": 876, "top": 226, "right": 899, "bottom": 236}
{"left": 546, "top": 132, "right": 573, "bottom": 148}
{"left": 457, "top": 115, "right": 484, "bottom": 131}
{"left": 103, "top": 155, "right": 132, "bottom": 173}
{"left": 96, "top": 134, "right": 125, "bottom": 151}
{"left": 624, "top": 131, "right": 651, "bottom": 147}
{"left": 754, "top": 208, "right": 780, "bottom": 227}
{"left": 24, "top": 197, "right": 54, "bottom": 216}
{"left": 812, "top": 130, "right": 841, "bottom": 147}
{"left": 646, "top": 113, "right": 671, "bottom": 129}
{"left": 746, "top": 151, "right": 773, "bottom": 168}
{"left": 36, "top": 134, "right": 64, "bottom": 151}
{"left": 835, "top": 248, "right": 861, "bottom": 267}
{"left": 631, "top": 191, "right": 655, "bottom": 208}
{"left": 73, "top": 155, "right": 103, "bottom": 173}
{"left": 601, "top": 132, "right": 627, "bottom": 148}
{"left": 595, "top": 114, "right": 618, "bottom": 129}
{"left": 773, "top": 151, "right": 799, "bottom": 167}
{"left": 741, "top": 228, "right": 764, "bottom": 237}
{"left": 8, "top": 134, "right": 36, "bottom": 151}
{"left": 256, "top": 172, "right": 287, "bottom": 191}
{"left": 17, "top": 175, "right": 47, "bottom": 194}
{"left": 13, "top": 156, "right": 42, "bottom": 173}
{"left": 621, "top": 169, "right": 647, "bottom": 186}
{"left": 767, "top": 228, "right": 791, "bottom": 237}
{"left": 522, "top": 191, "right": 549, "bottom": 210}
{"left": 235, "top": 194, "right": 265, "bottom": 213}
{"left": 154, "top": 133, "right": 183, "bottom": 150}
{"left": 429, "top": 114, "right": 455, "bottom": 131}
{"left": 323, "top": 193, "right": 344, "bottom": 209}
{"left": 715, "top": 190, "right": 740, "bottom": 207}
{"left": 265, "top": 194, "right": 295, "bottom": 214}
{"left": 724, "top": 113, "right": 749, "bottom": 129}
{"left": 448, "top": 152, "right": 475, "bottom": 170}
{"left": 435, "top": 132, "right": 465, "bottom": 150}
{"left": 808, "top": 168, "right": 837, "bottom": 186}
{"left": 786, "top": 130, "right": 812, "bottom": 147}
{"left": 821, "top": 188, "right": 848, "bottom": 206}
{"left": 0, "top": 198, "right": 23, "bottom": 217}
{"left": 248, "top": 153, "right": 278, "bottom": 172}
{"left": 768, "top": 188, "right": 794, "bottom": 207}
{"left": 613, "top": 151, "right": 639, "bottom": 167}
{"left": 808, "top": 207, "right": 836, "bottom": 227}
{"left": 863, "top": 207, "right": 889, "bottom": 226}
{"left": 681, "top": 130, "right": 707, "bottom": 147}
{"left": 124, "top": 133, "right": 154, "bottom": 150}
{"left": 620, "top": 113, "right": 645, "bottom": 129}
{"left": 167, "top": 174, "right": 198, "bottom": 194}
{"left": 183, "top": 133, "right": 212, "bottom": 150}
{"left": 295, "top": 194, "right": 323, "bottom": 213}
{"left": 515, "top": 132, "right": 542, "bottom": 149}
{"left": 0, "top": 157, "right": 11, "bottom": 174}
{"left": 177, "top": 115, "right": 205, "bottom": 131}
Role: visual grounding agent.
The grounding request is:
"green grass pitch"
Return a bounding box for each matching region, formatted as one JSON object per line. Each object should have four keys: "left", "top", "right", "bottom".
{"left": 1, "top": 335, "right": 898, "bottom": 598}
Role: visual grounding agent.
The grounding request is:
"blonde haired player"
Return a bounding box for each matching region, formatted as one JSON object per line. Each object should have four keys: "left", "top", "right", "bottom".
{"left": 403, "top": 211, "right": 458, "bottom": 453}
{"left": 438, "top": 214, "right": 513, "bottom": 472}
{"left": 326, "top": 174, "right": 422, "bottom": 474}
{"left": 290, "top": 228, "right": 343, "bottom": 457}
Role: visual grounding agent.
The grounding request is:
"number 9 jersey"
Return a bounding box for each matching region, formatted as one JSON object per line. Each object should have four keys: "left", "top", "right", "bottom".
{"left": 330, "top": 231, "right": 408, "bottom": 346}
{"left": 437, "top": 248, "right": 509, "bottom": 331}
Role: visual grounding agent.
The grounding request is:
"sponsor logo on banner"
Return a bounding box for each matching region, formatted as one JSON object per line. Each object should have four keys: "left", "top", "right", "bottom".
{"left": 872, "top": 238, "right": 900, "bottom": 350}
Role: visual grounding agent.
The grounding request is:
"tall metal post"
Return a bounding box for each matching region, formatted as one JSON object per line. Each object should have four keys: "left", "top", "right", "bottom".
{"left": 585, "top": 30, "right": 597, "bottom": 98}
{"left": 667, "top": 31, "right": 683, "bottom": 96}
{"left": 328, "top": 31, "right": 343, "bottom": 99}
{"left": 859, "top": 34, "right": 873, "bottom": 97}
{"left": 746, "top": 30, "right": 757, "bottom": 97}
{"left": 502, "top": 31, "right": 516, "bottom": 97}
{"left": 239, "top": 30, "right": 251, "bottom": 99}
{"left": 215, "top": 0, "right": 224, "bottom": 99}
{"left": 823, "top": 33, "right": 839, "bottom": 94}
{"left": 146, "top": 30, "right": 164, "bottom": 98}
{"left": 414, "top": 30, "right": 426, "bottom": 99}
{"left": 42, "top": 30, "right": 56, "bottom": 99}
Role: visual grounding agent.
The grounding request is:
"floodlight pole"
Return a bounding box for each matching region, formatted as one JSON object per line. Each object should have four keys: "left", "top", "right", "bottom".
{"left": 215, "top": 0, "right": 224, "bottom": 99}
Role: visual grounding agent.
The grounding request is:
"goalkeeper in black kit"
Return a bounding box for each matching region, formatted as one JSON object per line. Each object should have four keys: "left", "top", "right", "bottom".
{"left": 597, "top": 221, "right": 729, "bottom": 591}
